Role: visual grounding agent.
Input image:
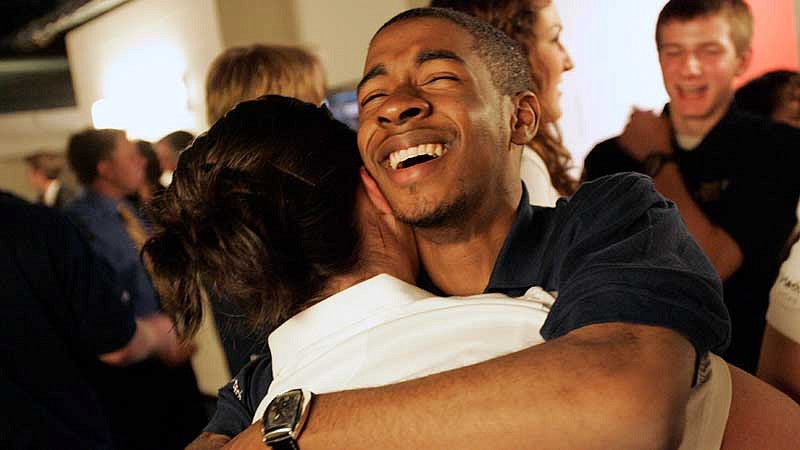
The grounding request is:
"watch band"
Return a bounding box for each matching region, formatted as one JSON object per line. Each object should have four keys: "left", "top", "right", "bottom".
{"left": 644, "top": 153, "right": 675, "bottom": 178}
{"left": 268, "top": 436, "right": 300, "bottom": 450}
{"left": 262, "top": 389, "right": 314, "bottom": 450}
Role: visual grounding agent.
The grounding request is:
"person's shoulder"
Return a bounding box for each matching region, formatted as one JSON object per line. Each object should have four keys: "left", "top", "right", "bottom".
{"left": 584, "top": 136, "right": 623, "bottom": 162}
{"left": 1, "top": 191, "right": 69, "bottom": 235}
{"left": 545, "top": 173, "right": 667, "bottom": 248}
{"left": 582, "top": 136, "right": 642, "bottom": 182}
{"left": 563, "top": 172, "right": 662, "bottom": 217}
{"left": 727, "top": 109, "right": 800, "bottom": 143}
{"left": 230, "top": 353, "right": 273, "bottom": 410}
{"left": 64, "top": 191, "right": 93, "bottom": 216}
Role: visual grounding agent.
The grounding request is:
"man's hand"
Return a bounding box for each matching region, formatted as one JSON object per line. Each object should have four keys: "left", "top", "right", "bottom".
{"left": 147, "top": 312, "right": 197, "bottom": 367}
{"left": 618, "top": 108, "right": 673, "bottom": 162}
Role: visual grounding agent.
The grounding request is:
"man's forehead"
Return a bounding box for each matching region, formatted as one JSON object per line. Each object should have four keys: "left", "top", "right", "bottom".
{"left": 659, "top": 15, "right": 732, "bottom": 44}
{"left": 367, "top": 17, "right": 474, "bottom": 61}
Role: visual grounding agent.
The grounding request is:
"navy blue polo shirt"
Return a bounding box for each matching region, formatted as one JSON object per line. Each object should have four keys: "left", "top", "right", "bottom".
{"left": 204, "top": 172, "right": 730, "bottom": 437}
{"left": 66, "top": 191, "right": 160, "bottom": 317}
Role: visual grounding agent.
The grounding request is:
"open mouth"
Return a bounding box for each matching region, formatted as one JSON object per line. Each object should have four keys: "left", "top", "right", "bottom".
{"left": 388, "top": 143, "right": 447, "bottom": 170}
{"left": 678, "top": 85, "right": 708, "bottom": 99}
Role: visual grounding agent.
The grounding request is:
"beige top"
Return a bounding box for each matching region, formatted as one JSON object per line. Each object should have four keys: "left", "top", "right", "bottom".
{"left": 679, "top": 353, "right": 732, "bottom": 450}
{"left": 256, "top": 275, "right": 732, "bottom": 449}
{"left": 520, "top": 145, "right": 561, "bottom": 207}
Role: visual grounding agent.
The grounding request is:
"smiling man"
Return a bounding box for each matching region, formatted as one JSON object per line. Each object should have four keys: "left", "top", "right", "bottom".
{"left": 189, "top": 8, "right": 740, "bottom": 450}
{"left": 583, "top": 0, "right": 800, "bottom": 374}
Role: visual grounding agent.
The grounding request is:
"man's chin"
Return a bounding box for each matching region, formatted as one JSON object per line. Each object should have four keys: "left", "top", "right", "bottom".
{"left": 395, "top": 193, "right": 469, "bottom": 229}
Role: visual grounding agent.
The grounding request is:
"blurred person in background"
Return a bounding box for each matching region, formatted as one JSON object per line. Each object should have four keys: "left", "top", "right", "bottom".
{"left": 740, "top": 70, "right": 800, "bottom": 402}
{"left": 0, "top": 191, "right": 194, "bottom": 449}
{"left": 759, "top": 202, "right": 800, "bottom": 404}
{"left": 23, "top": 150, "right": 78, "bottom": 208}
{"left": 126, "top": 140, "right": 164, "bottom": 210}
{"left": 65, "top": 128, "right": 205, "bottom": 450}
{"left": 735, "top": 69, "right": 800, "bottom": 128}
{"left": 197, "top": 43, "right": 328, "bottom": 378}
{"left": 155, "top": 130, "right": 195, "bottom": 187}
{"left": 430, "top": 0, "right": 577, "bottom": 206}
{"left": 205, "top": 44, "right": 326, "bottom": 125}
{"left": 582, "top": 0, "right": 800, "bottom": 374}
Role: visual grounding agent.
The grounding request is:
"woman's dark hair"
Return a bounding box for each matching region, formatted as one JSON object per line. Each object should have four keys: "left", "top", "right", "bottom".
{"left": 136, "top": 140, "right": 162, "bottom": 192}
{"left": 735, "top": 70, "right": 800, "bottom": 118}
{"left": 143, "top": 95, "right": 362, "bottom": 337}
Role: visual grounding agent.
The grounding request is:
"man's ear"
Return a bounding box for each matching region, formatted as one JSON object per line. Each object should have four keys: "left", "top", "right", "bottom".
{"left": 510, "top": 91, "right": 540, "bottom": 145}
{"left": 735, "top": 48, "right": 753, "bottom": 76}
{"left": 360, "top": 166, "right": 393, "bottom": 215}
{"left": 96, "top": 160, "right": 112, "bottom": 180}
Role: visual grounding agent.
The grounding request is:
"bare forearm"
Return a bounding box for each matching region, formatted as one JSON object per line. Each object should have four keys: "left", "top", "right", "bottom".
{"left": 227, "top": 323, "right": 694, "bottom": 450}
{"left": 188, "top": 432, "right": 231, "bottom": 450}
{"left": 758, "top": 325, "right": 800, "bottom": 404}
{"left": 654, "top": 163, "right": 742, "bottom": 280}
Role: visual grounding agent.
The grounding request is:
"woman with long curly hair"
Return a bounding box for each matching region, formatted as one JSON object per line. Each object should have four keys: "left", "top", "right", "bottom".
{"left": 430, "top": 0, "right": 577, "bottom": 204}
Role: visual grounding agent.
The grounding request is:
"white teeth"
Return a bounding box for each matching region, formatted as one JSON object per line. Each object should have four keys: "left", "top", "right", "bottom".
{"left": 388, "top": 143, "right": 446, "bottom": 169}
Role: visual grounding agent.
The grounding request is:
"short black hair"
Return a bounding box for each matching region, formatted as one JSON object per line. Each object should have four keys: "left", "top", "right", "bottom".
{"left": 375, "top": 7, "right": 532, "bottom": 96}
{"left": 67, "top": 128, "right": 125, "bottom": 186}
{"left": 735, "top": 70, "right": 800, "bottom": 118}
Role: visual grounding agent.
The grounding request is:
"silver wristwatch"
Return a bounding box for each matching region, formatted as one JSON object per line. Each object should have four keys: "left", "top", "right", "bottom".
{"left": 262, "top": 388, "right": 314, "bottom": 450}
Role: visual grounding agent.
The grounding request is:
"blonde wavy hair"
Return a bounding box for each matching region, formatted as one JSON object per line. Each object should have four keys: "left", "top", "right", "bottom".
{"left": 205, "top": 44, "right": 326, "bottom": 125}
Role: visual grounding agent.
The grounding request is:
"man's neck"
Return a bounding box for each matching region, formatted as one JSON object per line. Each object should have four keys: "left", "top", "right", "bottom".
{"left": 90, "top": 180, "right": 125, "bottom": 201}
{"left": 415, "top": 195, "right": 520, "bottom": 296}
{"left": 669, "top": 99, "right": 731, "bottom": 140}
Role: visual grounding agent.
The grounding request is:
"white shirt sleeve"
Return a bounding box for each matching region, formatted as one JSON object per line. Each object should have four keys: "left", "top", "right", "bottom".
{"left": 767, "top": 204, "right": 800, "bottom": 344}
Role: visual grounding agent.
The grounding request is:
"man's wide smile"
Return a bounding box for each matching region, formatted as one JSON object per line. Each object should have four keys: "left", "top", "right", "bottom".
{"left": 388, "top": 143, "right": 447, "bottom": 170}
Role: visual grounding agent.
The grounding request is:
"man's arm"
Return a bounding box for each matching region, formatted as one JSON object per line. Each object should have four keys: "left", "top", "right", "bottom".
{"left": 653, "top": 162, "right": 743, "bottom": 280}
{"left": 187, "top": 432, "right": 231, "bottom": 450}
{"left": 757, "top": 325, "right": 800, "bottom": 404}
{"left": 614, "top": 110, "right": 743, "bottom": 280}
{"left": 222, "top": 323, "right": 694, "bottom": 450}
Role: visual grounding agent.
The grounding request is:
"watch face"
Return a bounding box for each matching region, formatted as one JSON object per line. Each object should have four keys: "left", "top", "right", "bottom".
{"left": 264, "top": 390, "right": 303, "bottom": 435}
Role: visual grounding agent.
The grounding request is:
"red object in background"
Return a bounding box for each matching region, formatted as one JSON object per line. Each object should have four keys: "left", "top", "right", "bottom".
{"left": 739, "top": 0, "right": 799, "bottom": 86}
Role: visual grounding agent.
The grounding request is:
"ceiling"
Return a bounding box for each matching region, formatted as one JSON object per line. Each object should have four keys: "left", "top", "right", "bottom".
{"left": 0, "top": 0, "right": 82, "bottom": 57}
{"left": 0, "top": 0, "right": 127, "bottom": 113}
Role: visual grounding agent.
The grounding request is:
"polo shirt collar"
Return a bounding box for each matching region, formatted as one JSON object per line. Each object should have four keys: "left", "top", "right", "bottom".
{"left": 268, "top": 274, "right": 433, "bottom": 375}
{"left": 662, "top": 103, "right": 739, "bottom": 153}
{"left": 83, "top": 190, "right": 121, "bottom": 214}
{"left": 485, "top": 184, "right": 548, "bottom": 292}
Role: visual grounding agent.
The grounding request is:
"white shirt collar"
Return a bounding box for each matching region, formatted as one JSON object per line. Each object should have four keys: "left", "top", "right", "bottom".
{"left": 43, "top": 179, "right": 61, "bottom": 207}
{"left": 268, "top": 274, "right": 432, "bottom": 374}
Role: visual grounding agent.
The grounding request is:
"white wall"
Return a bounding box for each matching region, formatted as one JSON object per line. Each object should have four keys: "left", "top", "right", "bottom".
{"left": 66, "top": 0, "right": 224, "bottom": 139}
{"left": 293, "top": 0, "right": 410, "bottom": 89}
{"left": 558, "top": 0, "right": 669, "bottom": 166}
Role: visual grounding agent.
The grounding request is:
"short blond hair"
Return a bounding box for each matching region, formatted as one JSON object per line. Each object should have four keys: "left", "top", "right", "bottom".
{"left": 656, "top": 0, "right": 753, "bottom": 55}
{"left": 205, "top": 44, "right": 326, "bottom": 125}
{"left": 24, "top": 151, "right": 66, "bottom": 180}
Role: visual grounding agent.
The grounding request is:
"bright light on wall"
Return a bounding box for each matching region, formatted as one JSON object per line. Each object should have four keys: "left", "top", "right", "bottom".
{"left": 91, "top": 40, "right": 196, "bottom": 141}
